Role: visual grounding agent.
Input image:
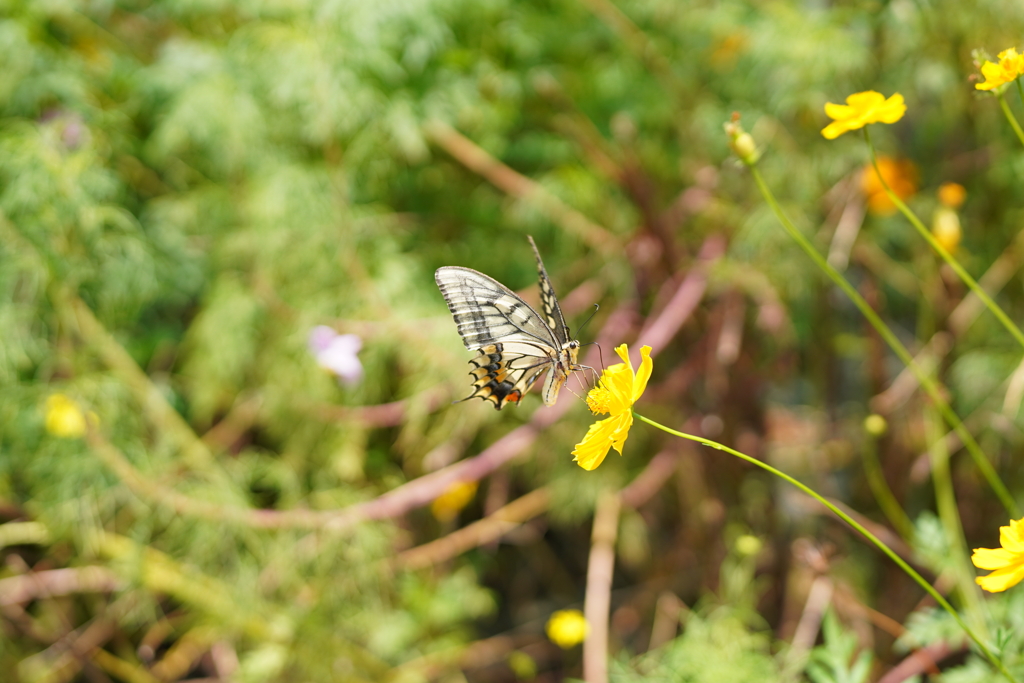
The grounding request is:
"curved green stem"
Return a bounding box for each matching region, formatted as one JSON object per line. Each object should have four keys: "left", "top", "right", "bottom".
{"left": 1016, "top": 79, "right": 1024, "bottom": 113}
{"left": 749, "top": 165, "right": 1019, "bottom": 517}
{"left": 634, "top": 412, "right": 1018, "bottom": 683}
{"left": 864, "top": 127, "right": 1024, "bottom": 351}
{"left": 998, "top": 91, "right": 1024, "bottom": 148}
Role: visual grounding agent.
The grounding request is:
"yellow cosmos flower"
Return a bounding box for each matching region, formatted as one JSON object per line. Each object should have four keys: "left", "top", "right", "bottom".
{"left": 821, "top": 91, "right": 906, "bottom": 140}
{"left": 971, "top": 517, "right": 1024, "bottom": 592}
{"left": 430, "top": 480, "right": 478, "bottom": 522}
{"left": 976, "top": 48, "right": 1024, "bottom": 91}
{"left": 571, "top": 344, "right": 652, "bottom": 471}
{"left": 44, "top": 394, "right": 88, "bottom": 439}
{"left": 545, "top": 609, "right": 589, "bottom": 648}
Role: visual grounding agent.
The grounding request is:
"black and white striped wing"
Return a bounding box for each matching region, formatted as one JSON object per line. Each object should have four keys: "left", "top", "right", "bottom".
{"left": 527, "top": 236, "right": 570, "bottom": 346}
{"left": 435, "top": 266, "right": 560, "bottom": 409}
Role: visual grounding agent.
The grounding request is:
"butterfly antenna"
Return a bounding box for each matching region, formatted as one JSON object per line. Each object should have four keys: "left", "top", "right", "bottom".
{"left": 573, "top": 303, "right": 600, "bottom": 340}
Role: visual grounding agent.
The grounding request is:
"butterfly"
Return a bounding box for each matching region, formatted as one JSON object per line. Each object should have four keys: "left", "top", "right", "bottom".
{"left": 435, "top": 236, "right": 582, "bottom": 409}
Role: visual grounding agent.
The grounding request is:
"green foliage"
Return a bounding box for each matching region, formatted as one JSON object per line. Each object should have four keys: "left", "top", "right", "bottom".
{"left": 806, "top": 611, "right": 873, "bottom": 683}
{"left": 3, "top": 0, "right": 1024, "bottom": 680}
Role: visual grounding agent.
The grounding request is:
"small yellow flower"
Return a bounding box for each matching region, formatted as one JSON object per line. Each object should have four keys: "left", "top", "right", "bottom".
{"left": 821, "top": 91, "right": 906, "bottom": 140}
{"left": 975, "top": 48, "right": 1024, "bottom": 91}
{"left": 972, "top": 517, "right": 1024, "bottom": 592}
{"left": 430, "top": 480, "right": 478, "bottom": 522}
{"left": 572, "top": 344, "right": 652, "bottom": 471}
{"left": 932, "top": 207, "right": 962, "bottom": 253}
{"left": 545, "top": 609, "right": 589, "bottom": 648}
{"left": 860, "top": 156, "right": 918, "bottom": 215}
{"left": 44, "top": 394, "right": 87, "bottom": 439}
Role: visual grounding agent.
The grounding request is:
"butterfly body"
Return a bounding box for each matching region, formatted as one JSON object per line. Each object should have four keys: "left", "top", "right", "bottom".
{"left": 435, "top": 238, "right": 581, "bottom": 409}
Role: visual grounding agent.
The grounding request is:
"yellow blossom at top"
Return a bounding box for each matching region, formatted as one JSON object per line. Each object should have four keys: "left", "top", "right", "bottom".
{"left": 545, "top": 609, "right": 589, "bottom": 648}
{"left": 975, "top": 48, "right": 1024, "bottom": 91}
{"left": 971, "top": 517, "right": 1024, "bottom": 592}
{"left": 430, "top": 480, "right": 478, "bottom": 522}
{"left": 44, "top": 394, "right": 88, "bottom": 439}
{"left": 571, "top": 344, "right": 652, "bottom": 471}
{"left": 821, "top": 91, "right": 906, "bottom": 140}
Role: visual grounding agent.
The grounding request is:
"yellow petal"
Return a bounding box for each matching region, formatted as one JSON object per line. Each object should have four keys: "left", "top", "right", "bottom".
{"left": 976, "top": 561, "right": 1024, "bottom": 593}
{"left": 873, "top": 93, "right": 906, "bottom": 124}
{"left": 608, "top": 412, "right": 633, "bottom": 455}
{"left": 572, "top": 417, "right": 618, "bottom": 470}
{"left": 614, "top": 344, "right": 632, "bottom": 370}
{"left": 632, "top": 346, "right": 653, "bottom": 402}
{"left": 824, "top": 101, "right": 855, "bottom": 120}
{"left": 821, "top": 120, "right": 854, "bottom": 139}
{"left": 845, "top": 90, "right": 885, "bottom": 109}
{"left": 972, "top": 546, "right": 1018, "bottom": 570}
{"left": 1001, "top": 519, "right": 1024, "bottom": 552}
{"left": 603, "top": 363, "right": 635, "bottom": 414}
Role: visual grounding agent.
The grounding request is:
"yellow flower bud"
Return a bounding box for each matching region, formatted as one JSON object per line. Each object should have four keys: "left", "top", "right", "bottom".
{"left": 735, "top": 534, "right": 763, "bottom": 556}
{"left": 932, "top": 207, "right": 962, "bottom": 253}
{"left": 44, "top": 394, "right": 88, "bottom": 439}
{"left": 863, "top": 414, "right": 888, "bottom": 437}
{"left": 545, "top": 609, "right": 589, "bottom": 648}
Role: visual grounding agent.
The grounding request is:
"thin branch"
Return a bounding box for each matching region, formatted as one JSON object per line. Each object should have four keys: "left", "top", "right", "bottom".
{"left": 636, "top": 235, "right": 726, "bottom": 356}
{"left": 583, "top": 491, "right": 620, "bottom": 683}
{"left": 423, "top": 119, "right": 619, "bottom": 256}
{"left": 397, "top": 488, "right": 551, "bottom": 570}
{"left": 0, "top": 567, "right": 122, "bottom": 606}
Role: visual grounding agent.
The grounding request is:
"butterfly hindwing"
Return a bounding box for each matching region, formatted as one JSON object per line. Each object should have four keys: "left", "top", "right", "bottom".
{"left": 435, "top": 238, "right": 581, "bottom": 410}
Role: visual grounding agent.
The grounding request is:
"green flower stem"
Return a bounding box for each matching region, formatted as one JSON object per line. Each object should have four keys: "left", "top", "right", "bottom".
{"left": 1016, "top": 79, "right": 1024, "bottom": 113}
{"left": 864, "top": 127, "right": 1024, "bottom": 351}
{"left": 861, "top": 432, "right": 914, "bottom": 542}
{"left": 924, "top": 409, "right": 989, "bottom": 638}
{"left": 748, "top": 165, "right": 1020, "bottom": 517}
{"left": 634, "top": 412, "right": 1018, "bottom": 683}
{"left": 998, "top": 91, "right": 1024, "bottom": 148}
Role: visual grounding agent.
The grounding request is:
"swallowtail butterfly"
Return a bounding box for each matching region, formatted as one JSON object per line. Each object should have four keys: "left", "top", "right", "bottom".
{"left": 435, "top": 237, "right": 582, "bottom": 409}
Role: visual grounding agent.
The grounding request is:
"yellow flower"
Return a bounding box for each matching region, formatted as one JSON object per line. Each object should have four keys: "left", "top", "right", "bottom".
{"left": 545, "top": 609, "right": 589, "bottom": 648}
{"left": 971, "top": 517, "right": 1024, "bottom": 592}
{"left": 571, "top": 344, "right": 652, "bottom": 471}
{"left": 976, "top": 48, "right": 1024, "bottom": 91}
{"left": 821, "top": 91, "right": 906, "bottom": 140}
{"left": 44, "top": 394, "right": 87, "bottom": 439}
{"left": 932, "top": 207, "right": 961, "bottom": 253}
{"left": 860, "top": 156, "right": 918, "bottom": 215}
{"left": 430, "top": 480, "right": 478, "bottom": 522}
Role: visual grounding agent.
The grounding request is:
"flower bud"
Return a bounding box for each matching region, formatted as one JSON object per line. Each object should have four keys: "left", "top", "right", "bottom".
{"left": 864, "top": 414, "right": 888, "bottom": 437}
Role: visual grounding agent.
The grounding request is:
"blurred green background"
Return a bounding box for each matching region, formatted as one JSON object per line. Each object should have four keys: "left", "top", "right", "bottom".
{"left": 3, "top": 0, "right": 1024, "bottom": 681}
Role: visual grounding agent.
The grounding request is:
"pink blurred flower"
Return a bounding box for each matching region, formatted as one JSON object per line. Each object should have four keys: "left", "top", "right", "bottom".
{"left": 308, "top": 326, "right": 363, "bottom": 386}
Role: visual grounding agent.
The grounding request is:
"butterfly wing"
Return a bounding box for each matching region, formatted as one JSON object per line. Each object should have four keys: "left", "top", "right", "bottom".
{"left": 527, "top": 235, "right": 570, "bottom": 346}
{"left": 435, "top": 266, "right": 561, "bottom": 409}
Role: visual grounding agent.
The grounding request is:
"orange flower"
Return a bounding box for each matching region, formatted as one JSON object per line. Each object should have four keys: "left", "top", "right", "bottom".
{"left": 860, "top": 157, "right": 918, "bottom": 215}
{"left": 976, "top": 48, "right": 1024, "bottom": 91}
{"left": 822, "top": 91, "right": 906, "bottom": 140}
{"left": 937, "top": 182, "right": 966, "bottom": 209}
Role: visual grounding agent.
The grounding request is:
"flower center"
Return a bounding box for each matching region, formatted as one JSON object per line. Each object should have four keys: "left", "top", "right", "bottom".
{"left": 586, "top": 387, "right": 613, "bottom": 414}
